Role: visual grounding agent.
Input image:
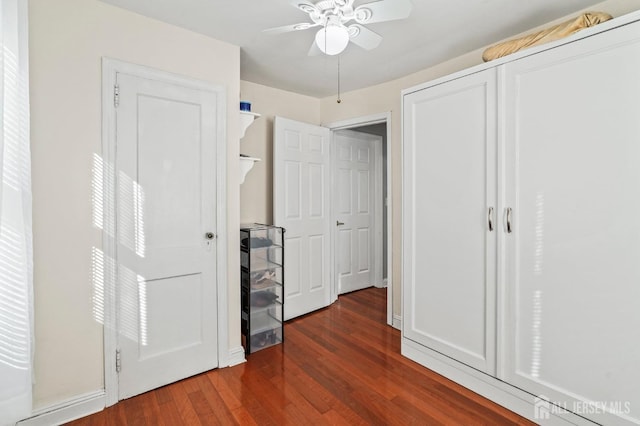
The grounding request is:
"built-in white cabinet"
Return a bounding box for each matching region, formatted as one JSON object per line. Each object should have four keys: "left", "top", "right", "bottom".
{"left": 501, "top": 19, "right": 640, "bottom": 425}
{"left": 403, "top": 12, "right": 640, "bottom": 426}
{"left": 403, "top": 68, "right": 497, "bottom": 375}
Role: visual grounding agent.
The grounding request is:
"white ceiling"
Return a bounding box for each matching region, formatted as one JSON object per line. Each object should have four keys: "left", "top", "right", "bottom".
{"left": 99, "top": 0, "right": 605, "bottom": 98}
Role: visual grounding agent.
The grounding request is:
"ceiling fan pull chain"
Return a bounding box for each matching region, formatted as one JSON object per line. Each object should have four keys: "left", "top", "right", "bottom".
{"left": 324, "top": 26, "right": 328, "bottom": 54}
{"left": 337, "top": 56, "right": 342, "bottom": 104}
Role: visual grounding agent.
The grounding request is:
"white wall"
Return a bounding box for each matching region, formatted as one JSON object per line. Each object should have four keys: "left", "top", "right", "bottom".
{"left": 29, "top": 0, "right": 241, "bottom": 409}
{"left": 239, "top": 80, "right": 321, "bottom": 224}
{"left": 319, "top": 0, "right": 640, "bottom": 316}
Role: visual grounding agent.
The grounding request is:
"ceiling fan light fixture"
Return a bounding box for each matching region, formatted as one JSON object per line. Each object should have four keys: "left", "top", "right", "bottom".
{"left": 315, "top": 24, "right": 350, "bottom": 55}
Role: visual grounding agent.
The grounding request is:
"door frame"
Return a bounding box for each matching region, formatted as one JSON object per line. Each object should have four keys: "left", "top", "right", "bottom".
{"left": 100, "top": 58, "right": 228, "bottom": 406}
{"left": 325, "top": 112, "right": 392, "bottom": 326}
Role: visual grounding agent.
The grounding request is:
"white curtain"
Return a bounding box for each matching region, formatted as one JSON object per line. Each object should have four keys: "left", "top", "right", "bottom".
{"left": 0, "top": 0, "right": 33, "bottom": 425}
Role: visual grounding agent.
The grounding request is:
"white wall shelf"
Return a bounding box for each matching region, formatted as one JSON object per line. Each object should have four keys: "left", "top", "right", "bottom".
{"left": 239, "top": 156, "right": 260, "bottom": 184}
{"left": 240, "top": 111, "right": 260, "bottom": 139}
{"left": 239, "top": 109, "right": 261, "bottom": 184}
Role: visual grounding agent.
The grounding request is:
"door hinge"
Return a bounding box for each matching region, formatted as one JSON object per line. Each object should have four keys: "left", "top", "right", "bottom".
{"left": 115, "top": 348, "right": 122, "bottom": 373}
{"left": 114, "top": 84, "right": 120, "bottom": 108}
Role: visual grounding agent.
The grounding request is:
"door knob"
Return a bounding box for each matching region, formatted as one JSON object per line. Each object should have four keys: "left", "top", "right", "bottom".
{"left": 336, "top": 221, "right": 345, "bottom": 226}
{"left": 205, "top": 232, "right": 215, "bottom": 240}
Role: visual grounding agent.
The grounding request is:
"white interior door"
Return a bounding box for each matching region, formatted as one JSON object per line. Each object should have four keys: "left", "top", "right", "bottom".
{"left": 274, "top": 116, "right": 331, "bottom": 320}
{"left": 334, "top": 130, "right": 379, "bottom": 294}
{"left": 116, "top": 72, "right": 218, "bottom": 400}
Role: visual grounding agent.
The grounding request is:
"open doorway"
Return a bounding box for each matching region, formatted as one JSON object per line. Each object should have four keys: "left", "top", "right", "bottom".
{"left": 327, "top": 113, "right": 392, "bottom": 326}
{"left": 273, "top": 113, "right": 392, "bottom": 327}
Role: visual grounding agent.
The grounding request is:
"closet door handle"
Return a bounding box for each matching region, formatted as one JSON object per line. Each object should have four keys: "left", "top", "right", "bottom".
{"left": 505, "top": 207, "right": 513, "bottom": 234}
{"left": 488, "top": 207, "right": 494, "bottom": 232}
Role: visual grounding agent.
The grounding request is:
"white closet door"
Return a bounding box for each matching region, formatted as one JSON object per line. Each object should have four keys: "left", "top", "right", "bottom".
{"left": 503, "top": 21, "right": 640, "bottom": 425}
{"left": 403, "top": 68, "right": 498, "bottom": 374}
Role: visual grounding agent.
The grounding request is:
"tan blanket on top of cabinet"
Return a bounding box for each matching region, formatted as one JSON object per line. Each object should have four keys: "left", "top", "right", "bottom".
{"left": 482, "top": 12, "right": 613, "bottom": 62}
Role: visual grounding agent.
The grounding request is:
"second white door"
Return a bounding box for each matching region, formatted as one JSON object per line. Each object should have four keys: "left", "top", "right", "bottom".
{"left": 273, "top": 117, "right": 332, "bottom": 320}
{"left": 334, "top": 130, "right": 379, "bottom": 294}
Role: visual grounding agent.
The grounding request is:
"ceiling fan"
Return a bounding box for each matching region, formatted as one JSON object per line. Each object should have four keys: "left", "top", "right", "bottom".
{"left": 264, "top": 0, "right": 413, "bottom": 56}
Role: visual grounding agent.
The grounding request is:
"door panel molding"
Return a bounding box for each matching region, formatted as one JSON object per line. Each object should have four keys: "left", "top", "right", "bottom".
{"left": 101, "top": 58, "right": 228, "bottom": 406}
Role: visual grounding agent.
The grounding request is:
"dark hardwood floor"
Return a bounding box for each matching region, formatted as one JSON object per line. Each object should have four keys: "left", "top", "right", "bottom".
{"left": 67, "top": 288, "right": 534, "bottom": 425}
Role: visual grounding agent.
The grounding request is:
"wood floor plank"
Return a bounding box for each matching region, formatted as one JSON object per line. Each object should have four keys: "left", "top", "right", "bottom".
{"left": 87, "top": 411, "right": 108, "bottom": 426}
{"left": 278, "top": 348, "right": 370, "bottom": 425}
{"left": 169, "top": 381, "right": 203, "bottom": 425}
{"left": 121, "top": 396, "right": 146, "bottom": 426}
{"left": 66, "top": 287, "right": 534, "bottom": 426}
{"left": 152, "top": 398, "right": 184, "bottom": 426}
{"left": 181, "top": 374, "right": 203, "bottom": 395}
{"left": 153, "top": 385, "right": 174, "bottom": 406}
{"left": 322, "top": 408, "right": 363, "bottom": 425}
{"left": 204, "top": 370, "right": 243, "bottom": 412}
{"left": 217, "top": 366, "right": 280, "bottom": 425}
{"left": 67, "top": 417, "right": 90, "bottom": 426}
{"left": 138, "top": 391, "right": 165, "bottom": 426}
{"left": 234, "top": 363, "right": 291, "bottom": 424}
{"left": 269, "top": 374, "right": 328, "bottom": 425}
{"left": 292, "top": 354, "right": 392, "bottom": 424}
{"left": 229, "top": 406, "right": 259, "bottom": 426}
{"left": 275, "top": 354, "right": 334, "bottom": 414}
{"left": 113, "top": 398, "right": 129, "bottom": 426}
{"left": 193, "top": 374, "right": 238, "bottom": 425}
{"left": 391, "top": 394, "right": 448, "bottom": 425}
{"left": 187, "top": 390, "right": 220, "bottom": 425}
{"left": 288, "top": 321, "right": 404, "bottom": 401}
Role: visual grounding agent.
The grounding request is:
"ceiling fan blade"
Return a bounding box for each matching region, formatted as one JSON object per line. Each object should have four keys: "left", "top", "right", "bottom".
{"left": 308, "top": 41, "right": 322, "bottom": 56}
{"left": 348, "top": 24, "right": 382, "bottom": 50}
{"left": 290, "top": 0, "right": 319, "bottom": 15}
{"left": 263, "top": 22, "right": 318, "bottom": 34}
{"left": 354, "top": 0, "right": 412, "bottom": 24}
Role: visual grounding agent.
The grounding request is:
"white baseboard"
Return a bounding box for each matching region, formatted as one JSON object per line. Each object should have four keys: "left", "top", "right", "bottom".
{"left": 18, "top": 347, "right": 245, "bottom": 426}
{"left": 226, "top": 345, "right": 246, "bottom": 367}
{"left": 18, "top": 391, "right": 105, "bottom": 426}
{"left": 392, "top": 314, "right": 402, "bottom": 330}
{"left": 401, "top": 339, "right": 595, "bottom": 426}
{"left": 375, "top": 278, "right": 388, "bottom": 289}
